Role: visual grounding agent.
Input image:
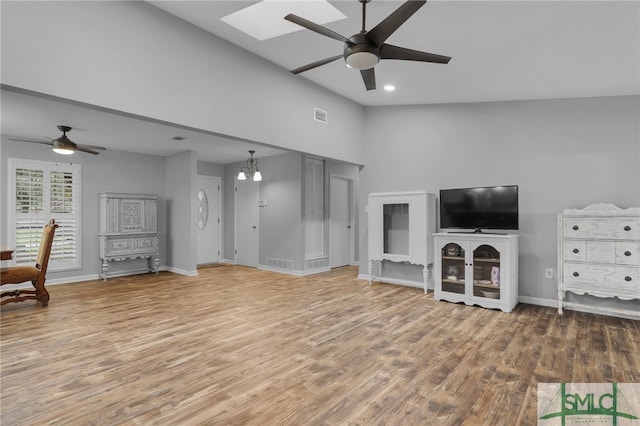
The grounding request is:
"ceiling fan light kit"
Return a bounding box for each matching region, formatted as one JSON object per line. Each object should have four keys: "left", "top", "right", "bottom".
{"left": 285, "top": 0, "right": 451, "bottom": 91}
{"left": 52, "top": 146, "right": 74, "bottom": 155}
{"left": 345, "top": 48, "right": 380, "bottom": 70}
{"left": 9, "top": 125, "right": 107, "bottom": 156}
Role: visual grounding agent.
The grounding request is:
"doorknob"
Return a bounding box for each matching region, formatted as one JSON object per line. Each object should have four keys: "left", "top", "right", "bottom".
{"left": 252, "top": 226, "right": 257, "bottom": 229}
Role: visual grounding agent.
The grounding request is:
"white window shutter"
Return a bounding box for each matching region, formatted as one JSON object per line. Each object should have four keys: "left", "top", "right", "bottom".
{"left": 8, "top": 159, "right": 82, "bottom": 271}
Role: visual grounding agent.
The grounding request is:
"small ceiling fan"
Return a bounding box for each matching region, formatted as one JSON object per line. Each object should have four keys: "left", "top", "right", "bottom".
{"left": 9, "top": 125, "right": 107, "bottom": 155}
{"left": 285, "top": 0, "right": 451, "bottom": 91}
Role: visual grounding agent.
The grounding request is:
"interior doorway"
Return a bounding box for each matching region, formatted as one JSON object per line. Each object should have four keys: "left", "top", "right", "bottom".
{"left": 329, "top": 174, "right": 354, "bottom": 268}
{"left": 234, "top": 179, "right": 259, "bottom": 267}
{"left": 196, "top": 175, "right": 221, "bottom": 266}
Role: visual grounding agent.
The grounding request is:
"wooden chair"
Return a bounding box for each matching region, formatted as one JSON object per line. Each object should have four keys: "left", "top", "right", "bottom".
{"left": 1, "top": 219, "right": 58, "bottom": 306}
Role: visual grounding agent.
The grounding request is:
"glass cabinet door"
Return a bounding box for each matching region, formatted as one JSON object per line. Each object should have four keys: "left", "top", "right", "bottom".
{"left": 383, "top": 203, "right": 409, "bottom": 255}
{"left": 440, "top": 243, "right": 465, "bottom": 295}
{"left": 472, "top": 244, "right": 501, "bottom": 299}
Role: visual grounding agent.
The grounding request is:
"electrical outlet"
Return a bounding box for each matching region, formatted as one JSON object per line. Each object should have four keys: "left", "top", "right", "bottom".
{"left": 545, "top": 268, "right": 554, "bottom": 279}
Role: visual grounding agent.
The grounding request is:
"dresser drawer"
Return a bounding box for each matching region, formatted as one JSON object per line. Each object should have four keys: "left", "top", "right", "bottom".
{"left": 105, "top": 237, "right": 133, "bottom": 255}
{"left": 134, "top": 237, "right": 157, "bottom": 251}
{"left": 563, "top": 241, "right": 586, "bottom": 262}
{"left": 563, "top": 240, "right": 640, "bottom": 265}
{"left": 616, "top": 242, "right": 640, "bottom": 265}
{"left": 563, "top": 218, "right": 640, "bottom": 240}
{"left": 563, "top": 263, "right": 639, "bottom": 291}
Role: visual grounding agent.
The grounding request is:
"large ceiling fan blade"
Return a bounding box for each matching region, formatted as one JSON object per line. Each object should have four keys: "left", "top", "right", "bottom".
{"left": 77, "top": 144, "right": 107, "bottom": 151}
{"left": 284, "top": 14, "right": 351, "bottom": 44}
{"left": 75, "top": 145, "right": 100, "bottom": 155}
{"left": 291, "top": 55, "right": 343, "bottom": 74}
{"left": 380, "top": 44, "right": 451, "bottom": 64}
{"left": 366, "top": 0, "right": 426, "bottom": 46}
{"left": 9, "top": 138, "right": 54, "bottom": 146}
{"left": 360, "top": 68, "right": 376, "bottom": 91}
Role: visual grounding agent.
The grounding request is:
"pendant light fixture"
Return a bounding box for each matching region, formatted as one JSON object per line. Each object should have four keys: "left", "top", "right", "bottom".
{"left": 237, "top": 150, "right": 262, "bottom": 182}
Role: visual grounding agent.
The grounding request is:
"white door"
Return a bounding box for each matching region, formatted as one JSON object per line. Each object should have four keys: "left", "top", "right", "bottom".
{"left": 235, "top": 179, "right": 259, "bottom": 267}
{"left": 330, "top": 176, "right": 352, "bottom": 268}
{"left": 196, "top": 175, "right": 221, "bottom": 265}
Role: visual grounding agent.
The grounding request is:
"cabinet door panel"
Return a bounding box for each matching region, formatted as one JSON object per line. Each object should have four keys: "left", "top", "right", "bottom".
{"left": 121, "top": 200, "right": 146, "bottom": 232}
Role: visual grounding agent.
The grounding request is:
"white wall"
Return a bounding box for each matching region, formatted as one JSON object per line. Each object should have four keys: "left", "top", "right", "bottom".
{"left": 360, "top": 95, "right": 640, "bottom": 310}
{"left": 1, "top": 1, "right": 365, "bottom": 166}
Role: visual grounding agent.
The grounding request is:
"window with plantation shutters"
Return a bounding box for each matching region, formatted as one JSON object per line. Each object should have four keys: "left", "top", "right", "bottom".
{"left": 8, "top": 159, "right": 81, "bottom": 271}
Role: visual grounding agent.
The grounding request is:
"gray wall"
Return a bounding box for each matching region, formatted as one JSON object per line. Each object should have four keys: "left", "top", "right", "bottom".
{"left": 165, "top": 150, "right": 197, "bottom": 275}
{"left": 258, "top": 153, "right": 304, "bottom": 270}
{"left": 197, "top": 162, "right": 225, "bottom": 178}
{"left": 222, "top": 163, "right": 238, "bottom": 261}
{"left": 0, "top": 137, "right": 167, "bottom": 281}
{"left": 1, "top": 1, "right": 366, "bottom": 166}
{"left": 359, "top": 95, "right": 640, "bottom": 309}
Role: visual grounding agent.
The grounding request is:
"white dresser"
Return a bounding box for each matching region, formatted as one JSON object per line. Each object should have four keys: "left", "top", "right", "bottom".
{"left": 99, "top": 193, "right": 159, "bottom": 280}
{"left": 557, "top": 203, "right": 640, "bottom": 317}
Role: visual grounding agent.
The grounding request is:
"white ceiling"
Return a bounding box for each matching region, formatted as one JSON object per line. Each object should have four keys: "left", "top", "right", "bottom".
{"left": 2, "top": 1, "right": 638, "bottom": 163}
{"left": 150, "top": 0, "right": 640, "bottom": 106}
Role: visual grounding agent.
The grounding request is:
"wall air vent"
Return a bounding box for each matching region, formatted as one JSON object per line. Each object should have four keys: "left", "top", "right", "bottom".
{"left": 314, "top": 108, "right": 327, "bottom": 124}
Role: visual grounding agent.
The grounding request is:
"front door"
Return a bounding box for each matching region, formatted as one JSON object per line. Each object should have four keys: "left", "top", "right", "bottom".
{"left": 196, "top": 175, "right": 221, "bottom": 265}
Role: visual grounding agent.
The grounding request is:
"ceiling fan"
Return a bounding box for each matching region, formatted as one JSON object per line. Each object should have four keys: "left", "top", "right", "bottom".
{"left": 9, "top": 125, "right": 107, "bottom": 155}
{"left": 285, "top": 0, "right": 451, "bottom": 91}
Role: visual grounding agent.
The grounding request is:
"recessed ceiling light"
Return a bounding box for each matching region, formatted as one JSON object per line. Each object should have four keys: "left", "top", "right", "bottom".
{"left": 221, "top": 0, "right": 346, "bottom": 41}
{"left": 384, "top": 85, "right": 396, "bottom": 92}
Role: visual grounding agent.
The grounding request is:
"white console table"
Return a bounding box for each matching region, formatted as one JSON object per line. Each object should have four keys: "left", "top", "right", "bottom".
{"left": 367, "top": 191, "right": 436, "bottom": 293}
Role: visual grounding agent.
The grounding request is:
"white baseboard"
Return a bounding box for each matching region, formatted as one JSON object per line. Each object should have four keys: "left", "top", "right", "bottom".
{"left": 358, "top": 274, "right": 431, "bottom": 290}
{"left": 258, "top": 265, "right": 331, "bottom": 277}
{"left": 164, "top": 266, "right": 198, "bottom": 276}
{"left": 517, "top": 295, "right": 557, "bottom": 308}
{"left": 222, "top": 259, "right": 236, "bottom": 265}
{"left": 0, "top": 266, "right": 171, "bottom": 290}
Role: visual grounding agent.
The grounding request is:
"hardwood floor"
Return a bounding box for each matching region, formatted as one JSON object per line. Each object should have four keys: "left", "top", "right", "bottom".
{"left": 1, "top": 265, "right": 638, "bottom": 425}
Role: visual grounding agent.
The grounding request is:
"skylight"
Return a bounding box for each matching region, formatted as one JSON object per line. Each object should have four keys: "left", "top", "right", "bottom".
{"left": 221, "top": 0, "right": 346, "bottom": 41}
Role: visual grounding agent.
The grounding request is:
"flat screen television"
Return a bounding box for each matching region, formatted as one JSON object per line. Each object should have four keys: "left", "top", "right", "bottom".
{"left": 439, "top": 185, "right": 519, "bottom": 232}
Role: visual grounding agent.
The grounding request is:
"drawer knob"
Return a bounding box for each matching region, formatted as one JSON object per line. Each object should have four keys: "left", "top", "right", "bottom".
{"left": 573, "top": 272, "right": 579, "bottom": 277}
{"left": 625, "top": 276, "right": 632, "bottom": 282}
{"left": 573, "top": 248, "right": 580, "bottom": 254}
{"left": 625, "top": 251, "right": 632, "bottom": 256}
{"left": 572, "top": 225, "right": 579, "bottom": 230}
{"left": 624, "top": 225, "right": 631, "bottom": 231}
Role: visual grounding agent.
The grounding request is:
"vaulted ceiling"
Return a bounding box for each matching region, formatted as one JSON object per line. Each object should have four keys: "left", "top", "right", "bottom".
{"left": 2, "top": 1, "right": 638, "bottom": 162}
{"left": 150, "top": 0, "right": 640, "bottom": 106}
